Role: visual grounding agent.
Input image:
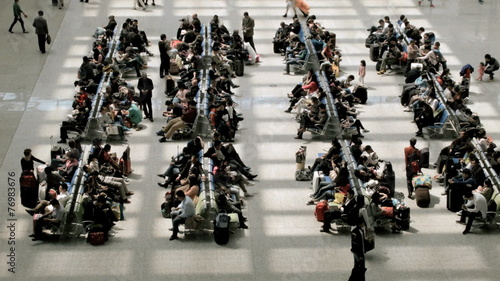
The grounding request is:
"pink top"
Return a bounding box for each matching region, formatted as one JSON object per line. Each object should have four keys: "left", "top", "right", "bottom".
{"left": 302, "top": 81, "right": 318, "bottom": 93}
{"left": 358, "top": 65, "right": 366, "bottom": 77}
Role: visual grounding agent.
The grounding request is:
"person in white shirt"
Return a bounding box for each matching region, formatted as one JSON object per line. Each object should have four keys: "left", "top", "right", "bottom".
{"left": 56, "top": 184, "right": 70, "bottom": 208}
{"left": 169, "top": 190, "right": 195, "bottom": 240}
{"left": 456, "top": 191, "right": 487, "bottom": 235}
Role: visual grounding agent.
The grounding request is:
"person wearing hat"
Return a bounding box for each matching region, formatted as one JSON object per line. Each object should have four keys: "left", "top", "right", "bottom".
{"left": 443, "top": 168, "right": 476, "bottom": 196}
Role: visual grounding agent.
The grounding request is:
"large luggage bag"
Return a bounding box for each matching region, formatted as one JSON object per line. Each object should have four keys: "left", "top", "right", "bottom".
{"left": 394, "top": 204, "right": 410, "bottom": 230}
{"left": 415, "top": 187, "right": 431, "bottom": 208}
{"left": 165, "top": 76, "right": 176, "bottom": 95}
{"left": 273, "top": 41, "right": 284, "bottom": 54}
{"left": 312, "top": 171, "right": 323, "bottom": 193}
{"left": 314, "top": 201, "right": 329, "bottom": 222}
{"left": 119, "top": 146, "right": 132, "bottom": 176}
{"left": 412, "top": 175, "right": 432, "bottom": 189}
{"left": 446, "top": 187, "right": 463, "bottom": 212}
{"left": 420, "top": 147, "right": 430, "bottom": 168}
{"left": 20, "top": 171, "right": 39, "bottom": 208}
{"left": 213, "top": 211, "right": 230, "bottom": 245}
{"left": 382, "top": 161, "right": 395, "bottom": 196}
{"left": 234, "top": 59, "right": 244, "bottom": 76}
{"left": 369, "top": 45, "right": 380, "bottom": 62}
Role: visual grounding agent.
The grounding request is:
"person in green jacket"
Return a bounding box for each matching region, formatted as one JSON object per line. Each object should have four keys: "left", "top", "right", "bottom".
{"left": 9, "top": 0, "right": 28, "bottom": 33}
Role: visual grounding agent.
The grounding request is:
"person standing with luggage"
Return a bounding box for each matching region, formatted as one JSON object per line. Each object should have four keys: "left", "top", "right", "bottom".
{"left": 348, "top": 218, "right": 366, "bottom": 281}
{"left": 404, "top": 138, "right": 420, "bottom": 199}
{"left": 8, "top": 0, "right": 28, "bottom": 34}
{"left": 32, "top": 10, "right": 49, "bottom": 54}
{"left": 242, "top": 12, "right": 256, "bottom": 53}
{"left": 158, "top": 34, "right": 170, "bottom": 78}
{"left": 21, "top": 149, "right": 48, "bottom": 172}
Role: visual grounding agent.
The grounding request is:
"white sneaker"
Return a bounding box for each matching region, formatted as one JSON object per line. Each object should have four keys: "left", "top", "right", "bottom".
{"left": 456, "top": 210, "right": 463, "bottom": 216}
{"left": 363, "top": 129, "right": 370, "bottom": 133}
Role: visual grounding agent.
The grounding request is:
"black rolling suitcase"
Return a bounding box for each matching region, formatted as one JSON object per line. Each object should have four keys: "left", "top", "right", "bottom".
{"left": 446, "top": 187, "right": 463, "bottom": 212}
{"left": 420, "top": 147, "right": 430, "bottom": 168}
{"left": 165, "top": 76, "right": 175, "bottom": 95}
{"left": 394, "top": 204, "right": 410, "bottom": 230}
{"left": 213, "top": 211, "right": 230, "bottom": 245}
{"left": 20, "top": 171, "right": 39, "bottom": 208}
{"left": 273, "top": 41, "right": 284, "bottom": 54}
{"left": 382, "top": 161, "right": 395, "bottom": 196}
{"left": 234, "top": 59, "right": 244, "bottom": 76}
{"left": 369, "top": 45, "right": 380, "bottom": 62}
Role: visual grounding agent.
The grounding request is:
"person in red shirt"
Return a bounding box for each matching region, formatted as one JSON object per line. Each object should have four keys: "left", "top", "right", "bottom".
{"left": 404, "top": 138, "right": 420, "bottom": 198}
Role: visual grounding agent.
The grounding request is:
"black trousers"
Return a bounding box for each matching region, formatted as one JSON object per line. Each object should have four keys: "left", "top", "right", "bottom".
{"left": 460, "top": 210, "right": 481, "bottom": 232}
{"left": 142, "top": 96, "right": 153, "bottom": 119}
{"left": 159, "top": 54, "right": 170, "bottom": 77}
{"left": 37, "top": 34, "right": 47, "bottom": 53}
{"left": 9, "top": 16, "right": 26, "bottom": 32}
{"left": 244, "top": 36, "right": 256, "bottom": 53}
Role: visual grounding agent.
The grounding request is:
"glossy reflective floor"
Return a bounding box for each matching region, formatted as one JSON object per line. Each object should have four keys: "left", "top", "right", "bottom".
{"left": 1, "top": 0, "right": 499, "bottom": 280}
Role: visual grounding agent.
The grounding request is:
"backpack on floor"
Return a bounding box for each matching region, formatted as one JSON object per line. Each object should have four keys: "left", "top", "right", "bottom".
{"left": 314, "top": 201, "right": 329, "bottom": 222}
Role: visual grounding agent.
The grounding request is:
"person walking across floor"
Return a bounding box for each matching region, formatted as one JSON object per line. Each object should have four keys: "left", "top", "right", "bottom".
{"left": 9, "top": 0, "right": 28, "bottom": 34}
{"left": 283, "top": 0, "right": 297, "bottom": 18}
{"left": 404, "top": 138, "right": 420, "bottom": 199}
{"left": 242, "top": 12, "right": 256, "bottom": 53}
{"left": 418, "top": 0, "right": 435, "bottom": 7}
{"left": 137, "top": 72, "right": 154, "bottom": 122}
{"left": 348, "top": 218, "right": 366, "bottom": 281}
{"left": 32, "top": 10, "right": 49, "bottom": 54}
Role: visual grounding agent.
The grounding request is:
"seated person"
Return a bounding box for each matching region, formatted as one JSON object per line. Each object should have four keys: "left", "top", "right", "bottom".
{"left": 121, "top": 102, "right": 143, "bottom": 130}
{"left": 474, "top": 178, "right": 493, "bottom": 202}
{"left": 285, "top": 42, "right": 307, "bottom": 74}
{"left": 56, "top": 183, "right": 70, "bottom": 208}
{"left": 321, "top": 189, "right": 361, "bottom": 232}
{"left": 169, "top": 190, "right": 196, "bottom": 240}
{"left": 57, "top": 107, "right": 89, "bottom": 144}
{"left": 444, "top": 168, "right": 476, "bottom": 196}
{"left": 360, "top": 145, "right": 379, "bottom": 167}
{"left": 157, "top": 147, "right": 192, "bottom": 182}
{"left": 216, "top": 193, "right": 248, "bottom": 229}
{"left": 294, "top": 103, "right": 327, "bottom": 139}
{"left": 83, "top": 195, "right": 116, "bottom": 239}
{"left": 158, "top": 101, "right": 197, "bottom": 142}
{"left": 377, "top": 44, "right": 401, "bottom": 74}
{"left": 57, "top": 154, "right": 79, "bottom": 182}
{"left": 204, "top": 140, "right": 257, "bottom": 180}
{"left": 456, "top": 191, "right": 487, "bottom": 235}
{"left": 30, "top": 199, "right": 65, "bottom": 241}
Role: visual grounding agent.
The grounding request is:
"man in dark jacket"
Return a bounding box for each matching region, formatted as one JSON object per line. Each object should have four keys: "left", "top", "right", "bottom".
{"left": 32, "top": 10, "right": 49, "bottom": 53}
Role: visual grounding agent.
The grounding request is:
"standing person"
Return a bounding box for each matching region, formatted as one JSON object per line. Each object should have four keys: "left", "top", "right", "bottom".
{"left": 283, "top": 0, "right": 297, "bottom": 18}
{"left": 358, "top": 60, "right": 366, "bottom": 84}
{"left": 169, "top": 190, "right": 195, "bottom": 241}
{"left": 456, "top": 191, "right": 487, "bottom": 235}
{"left": 484, "top": 54, "right": 499, "bottom": 80}
{"left": 58, "top": 0, "right": 64, "bottom": 9}
{"left": 476, "top": 62, "right": 485, "bottom": 81}
{"left": 242, "top": 12, "right": 256, "bottom": 53}
{"left": 8, "top": 0, "right": 28, "bottom": 34}
{"left": 404, "top": 138, "right": 420, "bottom": 199}
{"left": 295, "top": 0, "right": 310, "bottom": 17}
{"left": 21, "top": 148, "right": 48, "bottom": 172}
{"left": 144, "top": 0, "right": 155, "bottom": 5}
{"left": 348, "top": 218, "right": 366, "bottom": 281}
{"left": 137, "top": 72, "right": 154, "bottom": 122}
{"left": 418, "top": 0, "right": 435, "bottom": 7}
{"left": 158, "top": 34, "right": 170, "bottom": 78}
{"left": 32, "top": 11, "right": 49, "bottom": 54}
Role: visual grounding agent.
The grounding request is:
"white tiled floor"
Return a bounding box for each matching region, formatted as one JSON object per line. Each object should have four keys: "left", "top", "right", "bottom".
{"left": 1, "top": 0, "right": 499, "bottom": 280}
